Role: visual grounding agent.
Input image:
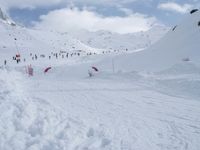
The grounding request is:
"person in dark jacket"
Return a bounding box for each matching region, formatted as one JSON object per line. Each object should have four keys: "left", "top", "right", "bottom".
{"left": 4, "top": 60, "right": 6, "bottom": 65}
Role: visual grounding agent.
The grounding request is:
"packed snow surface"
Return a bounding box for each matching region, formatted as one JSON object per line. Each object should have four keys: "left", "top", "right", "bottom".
{"left": 0, "top": 61, "right": 200, "bottom": 150}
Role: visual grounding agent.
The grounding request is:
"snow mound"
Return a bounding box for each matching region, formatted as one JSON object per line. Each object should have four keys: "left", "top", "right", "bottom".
{"left": 0, "top": 69, "right": 111, "bottom": 150}
{"left": 103, "top": 10, "right": 200, "bottom": 72}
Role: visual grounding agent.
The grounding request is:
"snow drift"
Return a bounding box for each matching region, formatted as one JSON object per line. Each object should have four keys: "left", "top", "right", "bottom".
{"left": 104, "top": 10, "right": 200, "bottom": 72}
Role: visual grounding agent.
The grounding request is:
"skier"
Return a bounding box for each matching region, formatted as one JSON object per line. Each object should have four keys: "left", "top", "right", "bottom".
{"left": 4, "top": 60, "right": 6, "bottom": 65}
{"left": 16, "top": 54, "right": 21, "bottom": 63}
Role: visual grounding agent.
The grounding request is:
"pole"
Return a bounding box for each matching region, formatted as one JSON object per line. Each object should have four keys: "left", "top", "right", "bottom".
{"left": 112, "top": 58, "right": 115, "bottom": 73}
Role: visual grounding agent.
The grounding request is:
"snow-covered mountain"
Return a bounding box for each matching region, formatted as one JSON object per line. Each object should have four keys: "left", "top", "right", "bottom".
{"left": 0, "top": 22, "right": 103, "bottom": 55}
{"left": 68, "top": 25, "right": 168, "bottom": 51}
{"left": 0, "top": 9, "right": 106, "bottom": 63}
{"left": 0, "top": 7, "right": 168, "bottom": 62}
{"left": 0, "top": 8, "right": 16, "bottom": 26}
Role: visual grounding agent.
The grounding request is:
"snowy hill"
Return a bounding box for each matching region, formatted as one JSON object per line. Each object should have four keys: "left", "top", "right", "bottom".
{"left": 68, "top": 25, "right": 168, "bottom": 51}
{"left": 0, "top": 22, "right": 103, "bottom": 55}
{"left": 103, "top": 10, "right": 200, "bottom": 72}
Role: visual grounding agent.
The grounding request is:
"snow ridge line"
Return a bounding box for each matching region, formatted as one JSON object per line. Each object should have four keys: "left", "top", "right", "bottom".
{"left": 0, "top": 69, "right": 111, "bottom": 150}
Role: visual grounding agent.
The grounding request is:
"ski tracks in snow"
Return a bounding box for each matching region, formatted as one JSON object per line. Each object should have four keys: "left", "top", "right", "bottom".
{"left": 5, "top": 68, "right": 200, "bottom": 150}
{"left": 25, "top": 74, "right": 200, "bottom": 150}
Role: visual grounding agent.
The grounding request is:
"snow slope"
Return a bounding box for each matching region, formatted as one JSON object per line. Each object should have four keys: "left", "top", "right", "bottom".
{"left": 99, "top": 10, "right": 200, "bottom": 72}
{"left": 0, "top": 69, "right": 112, "bottom": 150}
{"left": 68, "top": 25, "right": 168, "bottom": 51}
{"left": 0, "top": 22, "right": 103, "bottom": 55}
{"left": 2, "top": 62, "right": 198, "bottom": 150}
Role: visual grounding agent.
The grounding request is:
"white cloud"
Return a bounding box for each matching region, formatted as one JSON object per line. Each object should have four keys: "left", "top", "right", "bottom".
{"left": 118, "top": 7, "right": 134, "bottom": 16}
{"left": 0, "top": 0, "right": 138, "bottom": 10}
{"left": 0, "top": 0, "right": 66, "bottom": 9}
{"left": 33, "top": 7, "right": 159, "bottom": 34}
{"left": 158, "top": 2, "right": 193, "bottom": 14}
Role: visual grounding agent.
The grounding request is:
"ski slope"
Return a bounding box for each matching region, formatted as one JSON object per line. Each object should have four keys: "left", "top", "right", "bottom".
{"left": 1, "top": 63, "right": 200, "bottom": 150}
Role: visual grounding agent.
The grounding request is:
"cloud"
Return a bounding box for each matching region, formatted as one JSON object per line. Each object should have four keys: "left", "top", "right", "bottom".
{"left": 33, "top": 7, "right": 159, "bottom": 34}
{"left": 158, "top": 2, "right": 193, "bottom": 14}
{"left": 117, "top": 7, "right": 134, "bottom": 16}
{"left": 0, "top": 0, "right": 138, "bottom": 10}
{"left": 0, "top": 0, "right": 66, "bottom": 10}
{"left": 72, "top": 0, "right": 138, "bottom": 6}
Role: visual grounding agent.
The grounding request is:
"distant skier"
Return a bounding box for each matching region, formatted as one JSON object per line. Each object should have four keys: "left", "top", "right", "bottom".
{"left": 16, "top": 54, "right": 21, "bottom": 63}
{"left": 4, "top": 60, "right": 6, "bottom": 65}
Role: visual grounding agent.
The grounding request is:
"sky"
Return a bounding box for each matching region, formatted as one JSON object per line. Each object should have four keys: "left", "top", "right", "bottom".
{"left": 1, "top": 0, "right": 200, "bottom": 34}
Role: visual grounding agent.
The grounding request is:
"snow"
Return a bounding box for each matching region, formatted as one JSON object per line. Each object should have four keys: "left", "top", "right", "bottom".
{"left": 99, "top": 11, "right": 200, "bottom": 72}
{"left": 0, "top": 69, "right": 112, "bottom": 150}
{"left": 0, "top": 8, "right": 200, "bottom": 150}
{"left": 1, "top": 64, "right": 200, "bottom": 150}
{"left": 68, "top": 25, "right": 168, "bottom": 51}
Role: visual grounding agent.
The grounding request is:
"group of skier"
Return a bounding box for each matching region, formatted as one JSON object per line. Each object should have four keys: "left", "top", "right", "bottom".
{"left": 3, "top": 47, "right": 129, "bottom": 67}
{"left": 2, "top": 54, "right": 22, "bottom": 66}
{"left": 2, "top": 48, "right": 128, "bottom": 77}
